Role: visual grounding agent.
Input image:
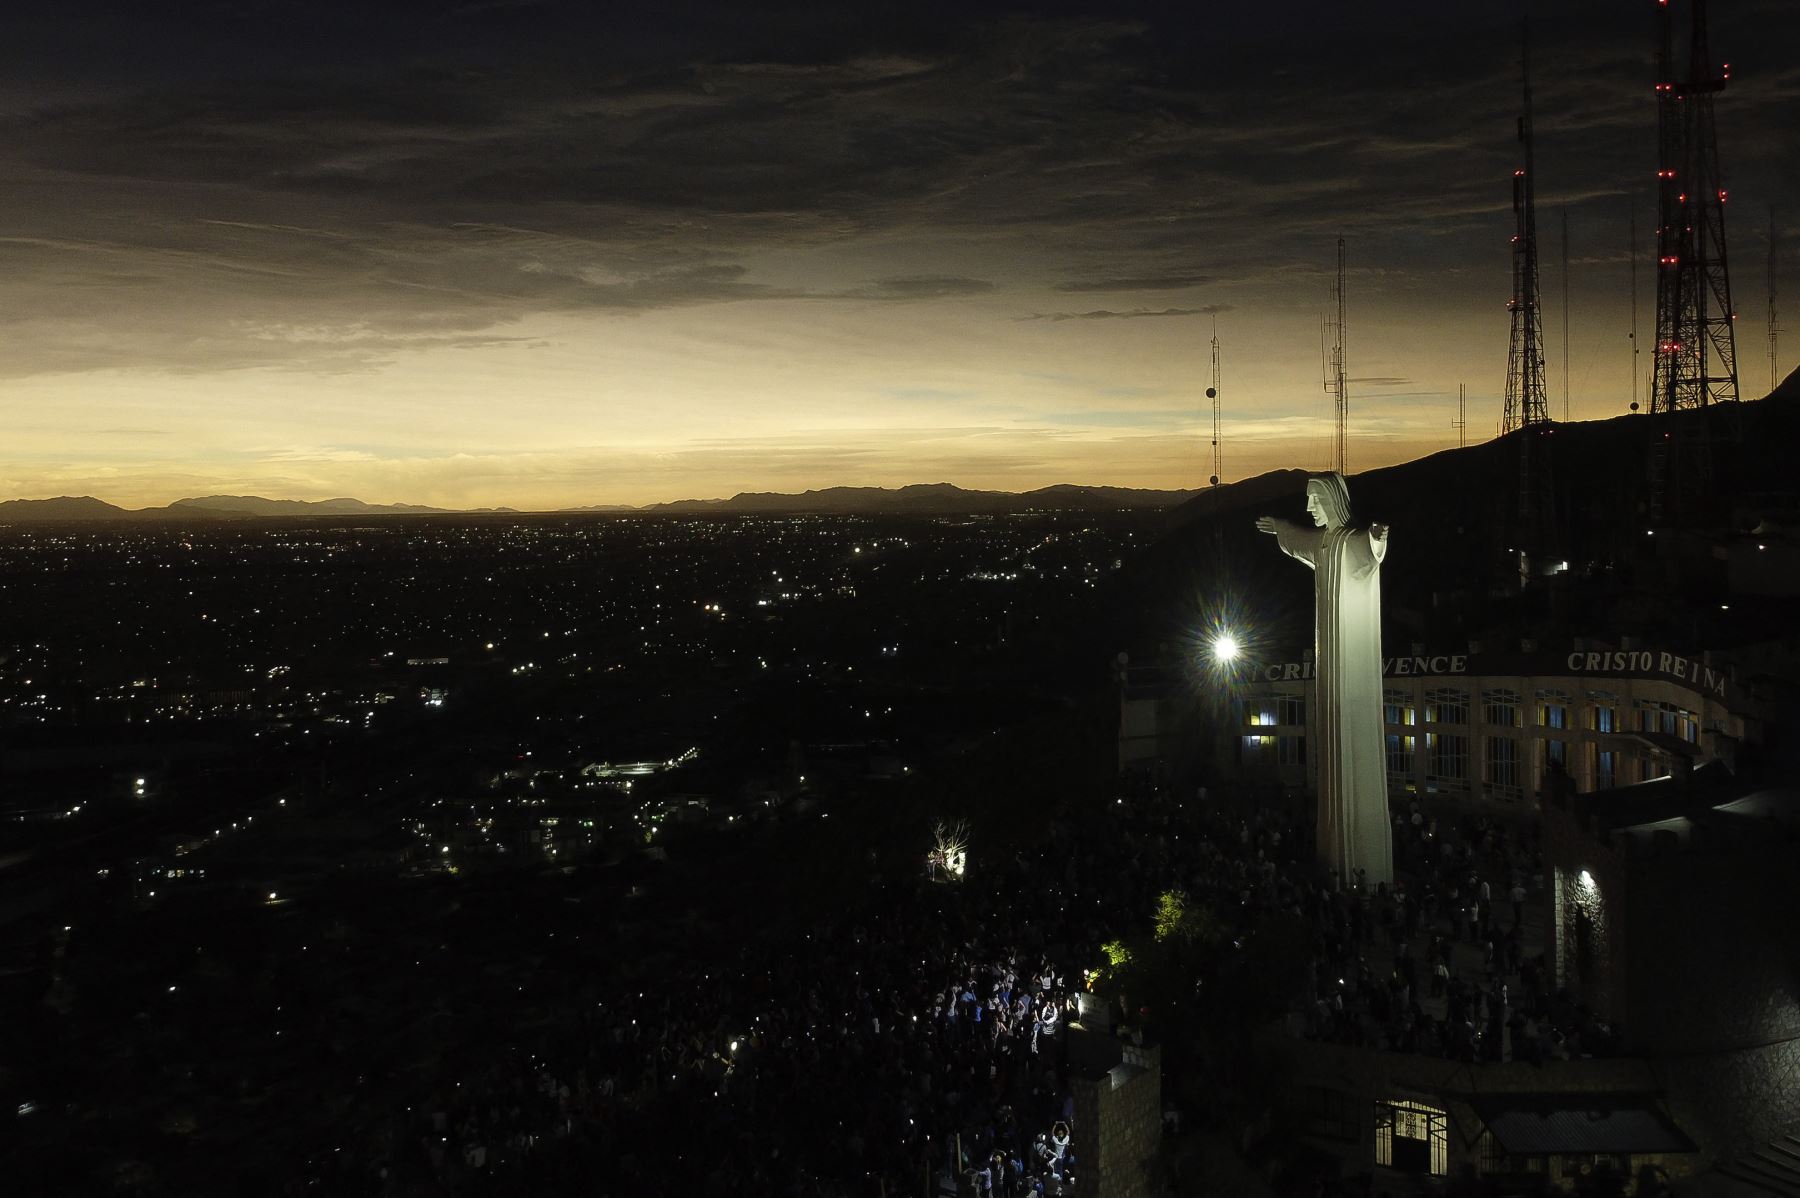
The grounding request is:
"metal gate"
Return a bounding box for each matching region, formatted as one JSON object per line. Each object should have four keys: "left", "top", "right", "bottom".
{"left": 1374, "top": 1099, "right": 1449, "bottom": 1176}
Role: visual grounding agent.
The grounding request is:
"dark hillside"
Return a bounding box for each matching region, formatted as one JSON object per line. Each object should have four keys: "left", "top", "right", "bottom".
{"left": 1103, "top": 371, "right": 1800, "bottom": 664}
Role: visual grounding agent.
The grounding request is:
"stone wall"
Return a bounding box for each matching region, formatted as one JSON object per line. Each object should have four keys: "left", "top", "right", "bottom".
{"left": 1070, "top": 1040, "right": 1162, "bottom": 1198}
{"left": 1544, "top": 805, "right": 1630, "bottom": 1029}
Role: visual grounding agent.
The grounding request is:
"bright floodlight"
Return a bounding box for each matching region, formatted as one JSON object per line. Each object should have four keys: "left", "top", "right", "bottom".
{"left": 1212, "top": 634, "right": 1240, "bottom": 663}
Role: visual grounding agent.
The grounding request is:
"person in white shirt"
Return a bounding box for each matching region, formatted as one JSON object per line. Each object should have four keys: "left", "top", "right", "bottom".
{"left": 1033, "top": 1001, "right": 1059, "bottom": 1054}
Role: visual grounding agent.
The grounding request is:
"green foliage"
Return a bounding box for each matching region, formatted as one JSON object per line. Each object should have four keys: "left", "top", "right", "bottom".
{"left": 1154, "top": 890, "right": 1187, "bottom": 941}
{"left": 1101, "top": 938, "right": 1133, "bottom": 969}
{"left": 1154, "top": 889, "right": 1223, "bottom": 946}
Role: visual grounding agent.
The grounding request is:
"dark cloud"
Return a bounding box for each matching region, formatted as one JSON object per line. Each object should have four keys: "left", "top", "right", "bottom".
{"left": 857, "top": 276, "right": 995, "bottom": 300}
{"left": 0, "top": 0, "right": 1792, "bottom": 377}
{"left": 1016, "top": 305, "right": 1230, "bottom": 322}
{"left": 1054, "top": 274, "right": 1215, "bottom": 292}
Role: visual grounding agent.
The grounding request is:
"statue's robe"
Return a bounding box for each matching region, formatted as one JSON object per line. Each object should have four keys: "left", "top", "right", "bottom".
{"left": 1275, "top": 521, "right": 1392, "bottom": 887}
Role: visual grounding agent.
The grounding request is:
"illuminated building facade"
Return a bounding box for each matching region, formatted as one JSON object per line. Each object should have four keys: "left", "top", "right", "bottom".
{"left": 1234, "top": 641, "right": 1758, "bottom": 805}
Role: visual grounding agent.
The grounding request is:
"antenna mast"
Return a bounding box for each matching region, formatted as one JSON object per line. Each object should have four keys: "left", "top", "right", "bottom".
{"left": 1631, "top": 197, "right": 1641, "bottom": 410}
{"left": 1772, "top": 208, "right": 1780, "bottom": 395}
{"left": 1503, "top": 23, "right": 1550, "bottom": 437}
{"left": 1453, "top": 383, "right": 1467, "bottom": 448}
{"left": 1207, "top": 317, "right": 1222, "bottom": 486}
{"left": 1323, "top": 237, "right": 1347, "bottom": 473}
{"left": 1503, "top": 21, "right": 1553, "bottom": 582}
{"left": 1563, "top": 207, "right": 1572, "bottom": 420}
{"left": 1650, "top": 0, "right": 1739, "bottom": 523}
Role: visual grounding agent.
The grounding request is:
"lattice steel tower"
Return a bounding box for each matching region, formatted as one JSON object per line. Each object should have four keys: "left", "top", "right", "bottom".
{"left": 1503, "top": 23, "right": 1553, "bottom": 582}
{"left": 1503, "top": 27, "right": 1550, "bottom": 437}
{"left": 1650, "top": 0, "right": 1739, "bottom": 522}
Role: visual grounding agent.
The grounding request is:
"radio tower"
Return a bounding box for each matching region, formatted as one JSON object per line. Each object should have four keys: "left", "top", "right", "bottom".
{"left": 1503, "top": 22, "right": 1553, "bottom": 583}
{"left": 1649, "top": 0, "right": 1739, "bottom": 523}
{"left": 1323, "top": 237, "right": 1347, "bottom": 473}
{"left": 1771, "top": 208, "right": 1780, "bottom": 396}
{"left": 1206, "top": 318, "right": 1222, "bottom": 486}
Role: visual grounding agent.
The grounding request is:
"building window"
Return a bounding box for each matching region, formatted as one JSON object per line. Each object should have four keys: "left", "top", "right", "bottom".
{"left": 1482, "top": 689, "right": 1520, "bottom": 728}
{"left": 1299, "top": 1085, "right": 1358, "bottom": 1142}
{"left": 1278, "top": 735, "right": 1307, "bottom": 767}
{"left": 1387, "top": 734, "right": 1416, "bottom": 791}
{"left": 1546, "top": 739, "right": 1566, "bottom": 767}
{"left": 1277, "top": 695, "right": 1306, "bottom": 726}
{"left": 1596, "top": 749, "right": 1617, "bottom": 790}
{"left": 1375, "top": 1100, "right": 1448, "bottom": 1176}
{"left": 1246, "top": 704, "right": 1275, "bottom": 727}
{"left": 1637, "top": 699, "right": 1699, "bottom": 743}
{"left": 1592, "top": 706, "right": 1616, "bottom": 733}
{"left": 1486, "top": 736, "right": 1521, "bottom": 800}
{"left": 1425, "top": 688, "right": 1468, "bottom": 725}
{"left": 1427, "top": 733, "right": 1468, "bottom": 789}
{"left": 1383, "top": 688, "right": 1416, "bottom": 727}
{"left": 1538, "top": 689, "right": 1569, "bottom": 729}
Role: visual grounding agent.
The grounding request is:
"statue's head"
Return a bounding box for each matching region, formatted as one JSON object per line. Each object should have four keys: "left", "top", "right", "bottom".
{"left": 1305, "top": 473, "right": 1353, "bottom": 529}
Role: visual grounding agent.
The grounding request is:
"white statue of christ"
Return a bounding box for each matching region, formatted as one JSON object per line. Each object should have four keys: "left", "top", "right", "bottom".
{"left": 1256, "top": 473, "right": 1393, "bottom": 888}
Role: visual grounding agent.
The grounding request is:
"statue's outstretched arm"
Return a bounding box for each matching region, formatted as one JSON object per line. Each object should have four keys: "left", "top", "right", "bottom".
{"left": 1258, "top": 516, "right": 1318, "bottom": 567}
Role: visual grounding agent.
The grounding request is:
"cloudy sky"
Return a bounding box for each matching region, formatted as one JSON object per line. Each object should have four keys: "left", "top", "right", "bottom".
{"left": 3, "top": 0, "right": 1796, "bottom": 509}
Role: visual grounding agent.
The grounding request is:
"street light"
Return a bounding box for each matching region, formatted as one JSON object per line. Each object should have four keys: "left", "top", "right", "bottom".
{"left": 1211, "top": 634, "right": 1240, "bottom": 663}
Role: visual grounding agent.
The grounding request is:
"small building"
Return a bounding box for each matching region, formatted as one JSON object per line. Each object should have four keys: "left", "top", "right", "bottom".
{"left": 1275, "top": 1034, "right": 1697, "bottom": 1193}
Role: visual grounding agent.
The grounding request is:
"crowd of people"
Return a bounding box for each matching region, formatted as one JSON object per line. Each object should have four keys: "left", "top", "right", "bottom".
{"left": 1295, "top": 800, "right": 1620, "bottom": 1063}
{"left": 306, "top": 776, "right": 1620, "bottom": 1196}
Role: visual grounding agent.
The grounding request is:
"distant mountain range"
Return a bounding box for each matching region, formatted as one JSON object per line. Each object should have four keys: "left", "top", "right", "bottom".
{"left": 173, "top": 495, "right": 462, "bottom": 517}
{"left": 0, "top": 483, "right": 1197, "bottom": 523}
{"left": 0, "top": 495, "right": 500, "bottom": 522}
{"left": 565, "top": 483, "right": 1197, "bottom": 515}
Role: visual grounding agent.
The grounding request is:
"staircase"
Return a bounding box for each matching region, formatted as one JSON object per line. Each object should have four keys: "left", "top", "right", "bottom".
{"left": 1719, "top": 1131, "right": 1800, "bottom": 1197}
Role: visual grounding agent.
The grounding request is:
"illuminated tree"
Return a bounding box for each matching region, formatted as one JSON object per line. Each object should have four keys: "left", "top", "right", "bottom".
{"left": 929, "top": 818, "right": 969, "bottom": 881}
